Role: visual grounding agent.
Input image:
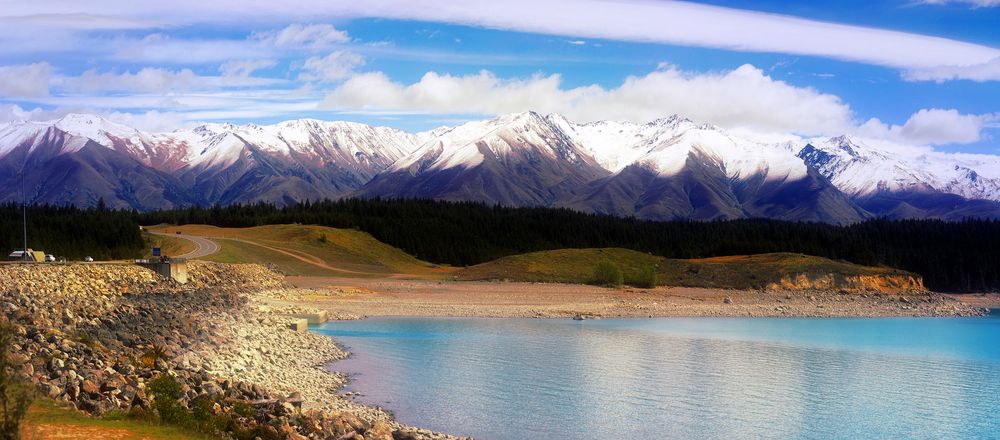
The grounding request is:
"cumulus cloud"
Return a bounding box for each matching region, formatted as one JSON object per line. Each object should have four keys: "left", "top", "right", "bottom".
{"left": 904, "top": 57, "right": 1000, "bottom": 82}
{"left": 858, "top": 108, "right": 999, "bottom": 145}
{"left": 0, "top": 63, "right": 51, "bottom": 98}
{"left": 0, "top": 103, "right": 189, "bottom": 132}
{"left": 254, "top": 24, "right": 350, "bottom": 49}
{"left": 220, "top": 59, "right": 277, "bottom": 77}
{"left": 322, "top": 64, "right": 854, "bottom": 135}
{"left": 298, "top": 51, "right": 365, "bottom": 82}
{"left": 0, "top": 104, "right": 57, "bottom": 123}
{"left": 101, "top": 110, "right": 191, "bottom": 132}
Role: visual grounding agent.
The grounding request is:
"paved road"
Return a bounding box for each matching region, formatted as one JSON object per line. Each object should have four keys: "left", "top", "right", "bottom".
{"left": 149, "top": 232, "right": 220, "bottom": 259}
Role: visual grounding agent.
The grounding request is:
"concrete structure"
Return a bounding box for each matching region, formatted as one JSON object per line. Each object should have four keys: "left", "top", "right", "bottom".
{"left": 292, "top": 310, "right": 328, "bottom": 324}
{"left": 288, "top": 319, "right": 309, "bottom": 333}
{"left": 136, "top": 258, "right": 188, "bottom": 283}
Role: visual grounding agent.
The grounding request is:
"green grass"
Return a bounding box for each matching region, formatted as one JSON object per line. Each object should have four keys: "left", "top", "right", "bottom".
{"left": 456, "top": 248, "right": 664, "bottom": 285}
{"left": 455, "top": 248, "right": 912, "bottom": 289}
{"left": 142, "top": 231, "right": 197, "bottom": 259}
{"left": 150, "top": 224, "right": 450, "bottom": 277}
{"left": 144, "top": 223, "right": 914, "bottom": 288}
{"left": 22, "top": 398, "right": 214, "bottom": 439}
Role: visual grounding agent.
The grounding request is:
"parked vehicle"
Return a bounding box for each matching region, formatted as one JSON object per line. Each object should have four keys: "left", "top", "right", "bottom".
{"left": 84, "top": 256, "right": 94, "bottom": 262}
{"left": 7, "top": 248, "right": 45, "bottom": 261}
{"left": 44, "top": 254, "right": 55, "bottom": 262}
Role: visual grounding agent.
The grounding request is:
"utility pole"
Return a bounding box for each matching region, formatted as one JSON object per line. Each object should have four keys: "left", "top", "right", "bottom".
{"left": 20, "top": 156, "right": 27, "bottom": 261}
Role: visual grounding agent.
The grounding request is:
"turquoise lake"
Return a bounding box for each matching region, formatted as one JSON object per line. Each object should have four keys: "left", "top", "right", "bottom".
{"left": 314, "top": 317, "right": 1000, "bottom": 439}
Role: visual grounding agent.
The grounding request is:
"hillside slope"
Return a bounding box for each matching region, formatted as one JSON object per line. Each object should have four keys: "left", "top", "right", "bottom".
{"left": 148, "top": 224, "right": 448, "bottom": 277}
{"left": 456, "top": 248, "right": 924, "bottom": 292}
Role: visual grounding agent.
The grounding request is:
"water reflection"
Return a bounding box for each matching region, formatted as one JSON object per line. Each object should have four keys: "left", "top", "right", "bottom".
{"left": 316, "top": 317, "right": 1000, "bottom": 439}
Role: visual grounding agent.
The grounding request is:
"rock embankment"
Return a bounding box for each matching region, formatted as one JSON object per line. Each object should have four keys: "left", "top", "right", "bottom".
{"left": 765, "top": 273, "right": 925, "bottom": 293}
{"left": 1, "top": 262, "right": 464, "bottom": 440}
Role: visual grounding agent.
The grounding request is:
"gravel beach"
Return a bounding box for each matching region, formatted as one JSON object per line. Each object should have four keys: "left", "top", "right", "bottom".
{"left": 1, "top": 262, "right": 466, "bottom": 440}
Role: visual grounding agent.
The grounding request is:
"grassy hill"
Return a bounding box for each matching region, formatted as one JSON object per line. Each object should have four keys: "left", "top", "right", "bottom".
{"left": 455, "top": 248, "right": 919, "bottom": 290}
{"left": 142, "top": 230, "right": 196, "bottom": 258}
{"left": 147, "top": 224, "right": 450, "bottom": 277}
{"left": 141, "top": 223, "right": 919, "bottom": 290}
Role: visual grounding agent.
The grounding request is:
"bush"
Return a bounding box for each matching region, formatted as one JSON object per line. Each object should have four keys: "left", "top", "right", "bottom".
{"left": 627, "top": 265, "right": 658, "bottom": 288}
{"left": 591, "top": 260, "right": 624, "bottom": 287}
{"left": 147, "top": 375, "right": 190, "bottom": 426}
{"left": 139, "top": 345, "right": 168, "bottom": 370}
{"left": 1, "top": 320, "right": 33, "bottom": 440}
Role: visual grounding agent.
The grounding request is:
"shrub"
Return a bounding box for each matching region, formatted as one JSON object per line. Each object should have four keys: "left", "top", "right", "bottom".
{"left": 147, "top": 375, "right": 190, "bottom": 426}
{"left": 591, "top": 260, "right": 624, "bottom": 287}
{"left": 139, "top": 345, "right": 168, "bottom": 370}
{"left": 0, "top": 320, "right": 33, "bottom": 440}
{"left": 627, "top": 265, "right": 658, "bottom": 288}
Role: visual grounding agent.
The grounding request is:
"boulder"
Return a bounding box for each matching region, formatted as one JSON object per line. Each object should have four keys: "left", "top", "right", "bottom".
{"left": 365, "top": 420, "right": 395, "bottom": 440}
{"left": 81, "top": 379, "right": 100, "bottom": 396}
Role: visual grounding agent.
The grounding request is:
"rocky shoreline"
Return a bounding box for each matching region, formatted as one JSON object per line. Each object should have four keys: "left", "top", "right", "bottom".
{"left": 3, "top": 262, "right": 992, "bottom": 440}
{"left": 1, "top": 262, "right": 466, "bottom": 440}
{"left": 275, "top": 276, "right": 991, "bottom": 319}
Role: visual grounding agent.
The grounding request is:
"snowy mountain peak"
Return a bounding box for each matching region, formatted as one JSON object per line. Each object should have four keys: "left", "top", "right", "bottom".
{"left": 823, "top": 135, "right": 871, "bottom": 159}
{"left": 3, "top": 111, "right": 1000, "bottom": 219}
{"left": 49, "top": 113, "right": 142, "bottom": 144}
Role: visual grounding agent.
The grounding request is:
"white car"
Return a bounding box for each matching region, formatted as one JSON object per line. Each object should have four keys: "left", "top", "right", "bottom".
{"left": 84, "top": 256, "right": 94, "bottom": 262}
{"left": 44, "top": 254, "right": 55, "bottom": 262}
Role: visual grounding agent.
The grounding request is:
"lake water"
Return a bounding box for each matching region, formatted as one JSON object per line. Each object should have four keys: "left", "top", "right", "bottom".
{"left": 314, "top": 317, "right": 1000, "bottom": 439}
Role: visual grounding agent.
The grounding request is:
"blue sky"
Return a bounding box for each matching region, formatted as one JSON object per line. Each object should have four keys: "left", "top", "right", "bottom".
{"left": 0, "top": 0, "right": 998, "bottom": 154}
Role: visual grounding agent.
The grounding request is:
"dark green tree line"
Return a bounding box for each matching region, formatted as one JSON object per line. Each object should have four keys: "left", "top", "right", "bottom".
{"left": 0, "top": 202, "right": 144, "bottom": 260}
{"left": 137, "top": 198, "right": 1000, "bottom": 293}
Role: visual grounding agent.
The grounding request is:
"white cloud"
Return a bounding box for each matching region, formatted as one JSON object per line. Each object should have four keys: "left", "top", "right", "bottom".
{"left": 254, "top": 24, "right": 350, "bottom": 49}
{"left": 298, "top": 51, "right": 365, "bottom": 82}
{"left": 220, "top": 59, "right": 277, "bottom": 77}
{"left": 4, "top": 1, "right": 1000, "bottom": 81}
{"left": 115, "top": 34, "right": 271, "bottom": 64}
{"left": 567, "top": 40, "right": 587, "bottom": 46}
{"left": 903, "top": 56, "right": 1000, "bottom": 82}
{"left": 858, "top": 108, "right": 999, "bottom": 145}
{"left": 322, "top": 64, "right": 854, "bottom": 135}
{"left": 0, "top": 104, "right": 58, "bottom": 123}
{"left": 56, "top": 68, "right": 285, "bottom": 93}
{"left": 0, "top": 103, "right": 189, "bottom": 132}
{"left": 101, "top": 110, "right": 191, "bottom": 132}
{"left": 347, "top": 1, "right": 1000, "bottom": 76}
{"left": 916, "top": 0, "right": 1000, "bottom": 7}
{"left": 0, "top": 63, "right": 51, "bottom": 98}
{"left": 110, "top": 24, "right": 351, "bottom": 65}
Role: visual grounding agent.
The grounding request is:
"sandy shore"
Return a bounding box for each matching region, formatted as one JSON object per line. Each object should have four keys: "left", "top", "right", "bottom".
{"left": 276, "top": 276, "right": 995, "bottom": 318}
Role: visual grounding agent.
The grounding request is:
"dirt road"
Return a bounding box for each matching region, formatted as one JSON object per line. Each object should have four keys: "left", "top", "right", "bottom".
{"left": 150, "top": 231, "right": 220, "bottom": 259}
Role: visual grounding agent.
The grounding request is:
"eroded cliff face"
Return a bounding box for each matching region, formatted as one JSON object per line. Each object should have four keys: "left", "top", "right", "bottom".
{"left": 765, "top": 273, "right": 925, "bottom": 293}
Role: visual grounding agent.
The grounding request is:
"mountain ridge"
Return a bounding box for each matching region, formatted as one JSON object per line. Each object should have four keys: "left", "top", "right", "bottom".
{"left": 1, "top": 112, "right": 998, "bottom": 222}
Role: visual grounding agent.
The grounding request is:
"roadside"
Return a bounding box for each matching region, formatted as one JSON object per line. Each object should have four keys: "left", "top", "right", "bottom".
{"left": 148, "top": 231, "right": 220, "bottom": 259}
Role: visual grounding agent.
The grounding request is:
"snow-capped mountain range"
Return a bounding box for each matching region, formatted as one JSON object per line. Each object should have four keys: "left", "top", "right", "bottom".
{"left": 1, "top": 111, "right": 999, "bottom": 223}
